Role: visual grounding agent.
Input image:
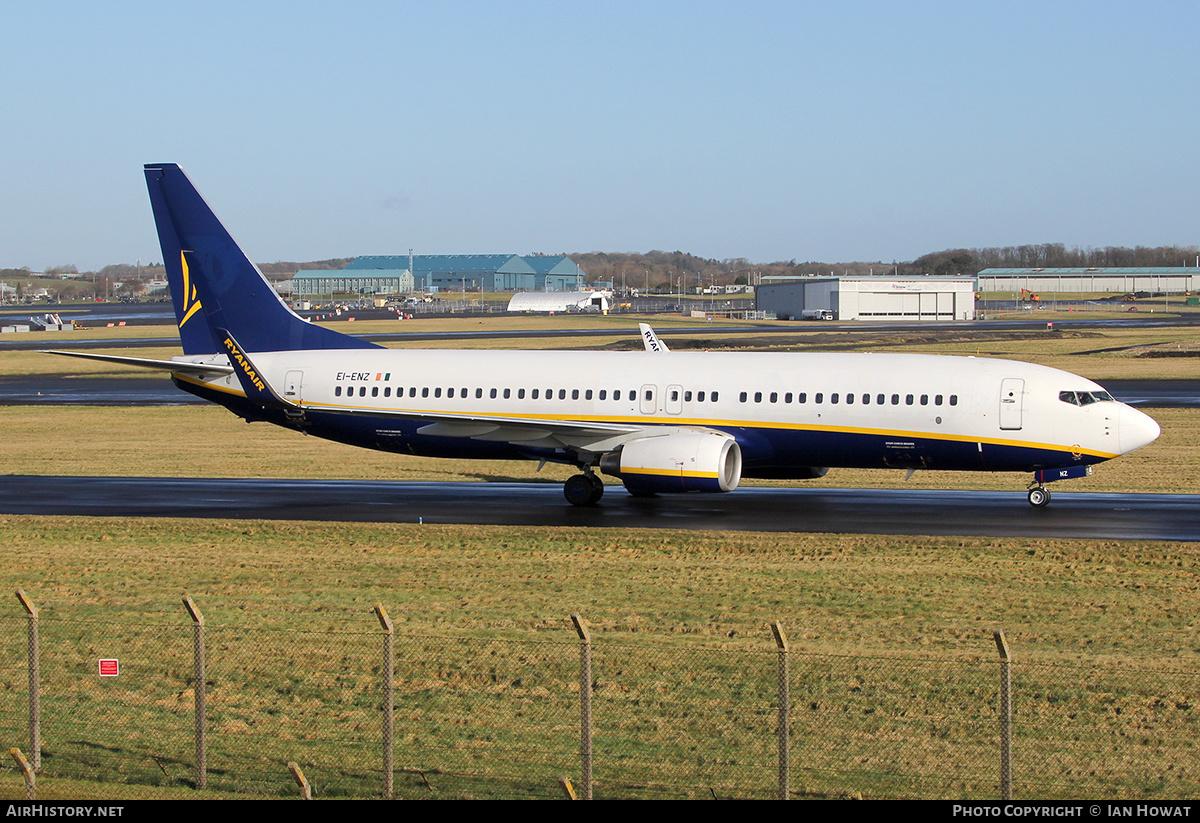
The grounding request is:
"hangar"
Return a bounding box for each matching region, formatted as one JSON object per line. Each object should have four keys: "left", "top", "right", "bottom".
{"left": 292, "top": 254, "right": 589, "bottom": 297}
{"left": 976, "top": 267, "right": 1199, "bottom": 296}
{"left": 292, "top": 267, "right": 414, "bottom": 297}
{"left": 756, "top": 277, "right": 975, "bottom": 322}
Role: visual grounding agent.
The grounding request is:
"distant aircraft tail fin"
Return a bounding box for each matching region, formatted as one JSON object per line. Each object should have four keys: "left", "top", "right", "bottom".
{"left": 639, "top": 323, "right": 669, "bottom": 353}
{"left": 143, "top": 163, "right": 379, "bottom": 355}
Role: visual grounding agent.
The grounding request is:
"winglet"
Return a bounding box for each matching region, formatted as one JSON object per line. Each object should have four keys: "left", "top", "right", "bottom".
{"left": 639, "top": 323, "right": 670, "bottom": 353}
{"left": 217, "top": 328, "right": 293, "bottom": 408}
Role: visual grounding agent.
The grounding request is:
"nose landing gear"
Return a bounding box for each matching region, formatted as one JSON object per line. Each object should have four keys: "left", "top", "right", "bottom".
{"left": 1026, "top": 464, "right": 1093, "bottom": 507}
{"left": 1027, "top": 485, "right": 1051, "bottom": 508}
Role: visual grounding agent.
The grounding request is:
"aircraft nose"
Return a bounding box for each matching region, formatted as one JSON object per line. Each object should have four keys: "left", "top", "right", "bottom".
{"left": 1118, "top": 404, "right": 1160, "bottom": 454}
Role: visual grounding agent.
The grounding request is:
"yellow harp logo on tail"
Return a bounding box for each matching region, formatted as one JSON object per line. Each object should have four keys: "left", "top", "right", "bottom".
{"left": 178, "top": 251, "right": 203, "bottom": 328}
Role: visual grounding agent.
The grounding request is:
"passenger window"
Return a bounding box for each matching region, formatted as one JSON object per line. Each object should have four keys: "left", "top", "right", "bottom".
{"left": 384, "top": 387, "right": 391, "bottom": 397}
{"left": 906, "top": 394, "right": 913, "bottom": 405}
{"left": 614, "top": 390, "right": 621, "bottom": 401}
{"left": 754, "top": 392, "right": 763, "bottom": 403}
{"left": 532, "top": 389, "right": 539, "bottom": 399}
{"left": 698, "top": 391, "right": 705, "bottom": 402}
{"left": 845, "top": 393, "right": 853, "bottom": 405}
{"left": 476, "top": 388, "right": 483, "bottom": 399}
{"left": 877, "top": 394, "right": 885, "bottom": 405}
{"left": 891, "top": 394, "right": 899, "bottom": 405}
{"left": 572, "top": 389, "right": 579, "bottom": 400}
{"left": 831, "top": 393, "right": 839, "bottom": 404}
{"left": 644, "top": 390, "right": 652, "bottom": 401}
{"left": 798, "top": 393, "right": 806, "bottom": 403}
{"left": 585, "top": 389, "right": 593, "bottom": 400}
{"left": 490, "top": 388, "right": 497, "bottom": 398}
{"left": 684, "top": 391, "right": 692, "bottom": 402}
{"left": 433, "top": 387, "right": 441, "bottom": 398}
{"left": 935, "top": 395, "right": 943, "bottom": 405}
{"left": 372, "top": 386, "right": 379, "bottom": 397}
{"left": 711, "top": 391, "right": 719, "bottom": 402}
{"left": 784, "top": 392, "right": 792, "bottom": 403}
{"left": 518, "top": 389, "right": 526, "bottom": 399}
{"left": 359, "top": 386, "right": 366, "bottom": 397}
{"left": 862, "top": 394, "right": 870, "bottom": 404}
{"left": 409, "top": 387, "right": 416, "bottom": 397}
{"left": 561, "top": 389, "right": 568, "bottom": 400}
{"left": 815, "top": 393, "right": 823, "bottom": 404}
{"left": 502, "top": 388, "right": 510, "bottom": 399}
{"left": 740, "top": 392, "right": 747, "bottom": 403}
{"left": 599, "top": 389, "right": 607, "bottom": 400}
{"left": 921, "top": 394, "right": 928, "bottom": 405}
{"left": 950, "top": 395, "right": 958, "bottom": 406}
{"left": 334, "top": 386, "right": 342, "bottom": 397}
{"left": 769, "top": 392, "right": 777, "bottom": 403}
{"left": 447, "top": 388, "right": 455, "bottom": 398}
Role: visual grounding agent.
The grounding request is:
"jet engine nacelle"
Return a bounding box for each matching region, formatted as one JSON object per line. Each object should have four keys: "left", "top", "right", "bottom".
{"left": 601, "top": 429, "right": 742, "bottom": 494}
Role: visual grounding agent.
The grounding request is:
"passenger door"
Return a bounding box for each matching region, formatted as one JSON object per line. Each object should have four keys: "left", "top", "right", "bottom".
{"left": 999, "top": 378, "right": 1024, "bottom": 430}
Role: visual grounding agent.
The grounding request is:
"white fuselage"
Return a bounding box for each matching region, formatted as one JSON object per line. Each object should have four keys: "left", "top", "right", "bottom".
{"left": 175, "top": 348, "right": 1160, "bottom": 476}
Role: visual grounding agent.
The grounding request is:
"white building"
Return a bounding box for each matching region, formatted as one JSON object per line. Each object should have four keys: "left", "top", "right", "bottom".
{"left": 756, "top": 277, "right": 975, "bottom": 322}
{"left": 507, "top": 291, "right": 611, "bottom": 313}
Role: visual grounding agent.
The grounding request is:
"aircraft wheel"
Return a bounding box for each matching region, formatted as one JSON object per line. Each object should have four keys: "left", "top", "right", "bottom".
{"left": 564, "top": 474, "right": 599, "bottom": 507}
{"left": 1027, "top": 487, "right": 1050, "bottom": 508}
{"left": 587, "top": 474, "right": 605, "bottom": 504}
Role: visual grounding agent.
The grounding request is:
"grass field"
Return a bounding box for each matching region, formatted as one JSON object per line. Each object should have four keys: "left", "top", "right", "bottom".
{"left": 1, "top": 313, "right": 1198, "bottom": 798}
{"left": 0, "top": 517, "right": 1197, "bottom": 799}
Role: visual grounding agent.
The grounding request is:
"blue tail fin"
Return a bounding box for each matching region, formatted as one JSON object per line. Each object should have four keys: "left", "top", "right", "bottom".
{"left": 144, "top": 164, "right": 379, "bottom": 354}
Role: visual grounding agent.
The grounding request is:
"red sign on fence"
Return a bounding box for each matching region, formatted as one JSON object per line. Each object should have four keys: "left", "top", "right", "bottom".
{"left": 98, "top": 659, "right": 119, "bottom": 677}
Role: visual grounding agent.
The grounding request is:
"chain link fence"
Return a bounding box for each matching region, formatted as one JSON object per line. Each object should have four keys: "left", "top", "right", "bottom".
{"left": 1, "top": 594, "right": 1196, "bottom": 800}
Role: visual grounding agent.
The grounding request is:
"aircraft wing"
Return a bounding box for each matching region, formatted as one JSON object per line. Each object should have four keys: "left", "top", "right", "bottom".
{"left": 42, "top": 350, "right": 235, "bottom": 377}
{"left": 328, "top": 403, "right": 648, "bottom": 452}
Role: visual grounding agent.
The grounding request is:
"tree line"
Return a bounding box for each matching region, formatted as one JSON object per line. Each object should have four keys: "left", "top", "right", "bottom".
{"left": 4, "top": 246, "right": 1196, "bottom": 298}
{"left": 572, "top": 244, "right": 1200, "bottom": 290}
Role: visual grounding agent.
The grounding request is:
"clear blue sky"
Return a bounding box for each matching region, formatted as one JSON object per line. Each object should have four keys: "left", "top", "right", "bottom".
{"left": 2, "top": 1, "right": 1197, "bottom": 271}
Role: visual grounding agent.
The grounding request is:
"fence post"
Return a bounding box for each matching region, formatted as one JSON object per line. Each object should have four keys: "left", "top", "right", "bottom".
{"left": 570, "top": 613, "right": 592, "bottom": 800}
{"left": 771, "top": 621, "right": 790, "bottom": 800}
{"left": 10, "top": 748, "right": 34, "bottom": 800}
{"left": 374, "top": 603, "right": 394, "bottom": 799}
{"left": 994, "top": 630, "right": 1012, "bottom": 800}
{"left": 288, "top": 761, "right": 312, "bottom": 799}
{"left": 15, "top": 590, "right": 39, "bottom": 771}
{"left": 182, "top": 596, "right": 206, "bottom": 790}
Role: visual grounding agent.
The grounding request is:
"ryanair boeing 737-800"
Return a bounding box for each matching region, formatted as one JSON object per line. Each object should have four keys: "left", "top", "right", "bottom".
{"left": 47, "top": 164, "right": 1160, "bottom": 508}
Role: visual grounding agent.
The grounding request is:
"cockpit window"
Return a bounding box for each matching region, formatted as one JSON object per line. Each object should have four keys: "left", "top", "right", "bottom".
{"left": 1060, "top": 390, "right": 1115, "bottom": 406}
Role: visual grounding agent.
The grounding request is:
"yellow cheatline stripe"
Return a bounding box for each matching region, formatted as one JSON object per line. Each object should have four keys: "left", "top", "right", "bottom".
{"left": 303, "top": 402, "right": 1116, "bottom": 459}
{"left": 172, "top": 386, "right": 1118, "bottom": 462}
{"left": 622, "top": 467, "right": 719, "bottom": 479}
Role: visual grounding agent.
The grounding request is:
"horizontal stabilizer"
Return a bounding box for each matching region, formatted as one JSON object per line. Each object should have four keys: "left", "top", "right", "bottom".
{"left": 42, "top": 350, "right": 235, "bottom": 377}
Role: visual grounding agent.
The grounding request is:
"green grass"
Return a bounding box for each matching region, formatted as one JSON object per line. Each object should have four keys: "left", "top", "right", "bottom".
{"left": 0, "top": 518, "right": 1197, "bottom": 799}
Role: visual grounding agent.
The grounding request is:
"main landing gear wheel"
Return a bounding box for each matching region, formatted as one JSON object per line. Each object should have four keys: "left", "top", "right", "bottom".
{"left": 564, "top": 473, "right": 604, "bottom": 507}
{"left": 1027, "top": 486, "right": 1051, "bottom": 508}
